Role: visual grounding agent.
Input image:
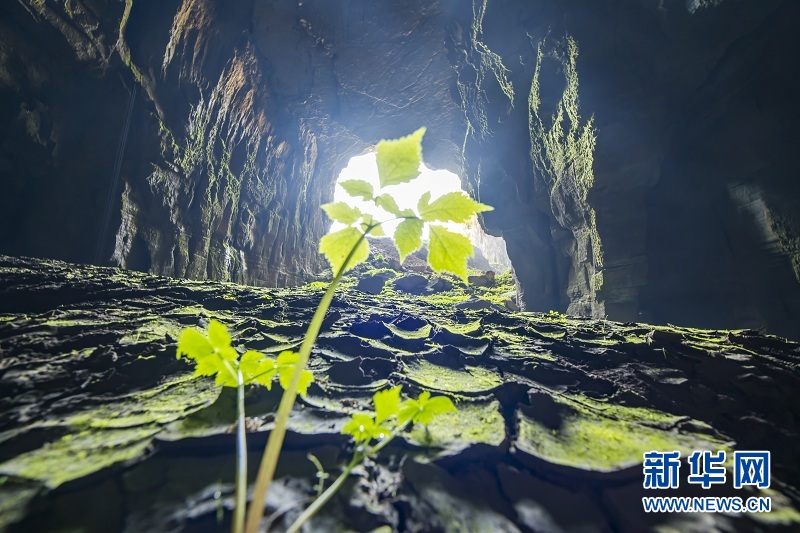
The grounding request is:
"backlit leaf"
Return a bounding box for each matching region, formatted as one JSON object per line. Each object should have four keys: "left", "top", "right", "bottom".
{"left": 393, "top": 218, "right": 424, "bottom": 263}
{"left": 360, "top": 214, "right": 385, "bottom": 237}
{"left": 240, "top": 350, "right": 277, "bottom": 388}
{"left": 418, "top": 191, "right": 493, "bottom": 224}
{"left": 375, "top": 193, "right": 401, "bottom": 216}
{"left": 319, "top": 226, "right": 370, "bottom": 274}
{"left": 276, "top": 350, "right": 314, "bottom": 397}
{"left": 177, "top": 328, "right": 212, "bottom": 361}
{"left": 398, "top": 391, "right": 456, "bottom": 425}
{"left": 340, "top": 179, "right": 374, "bottom": 201}
{"left": 375, "top": 127, "right": 426, "bottom": 188}
{"left": 207, "top": 320, "right": 231, "bottom": 350}
{"left": 342, "top": 413, "right": 390, "bottom": 444}
{"left": 427, "top": 224, "right": 474, "bottom": 281}
{"left": 322, "top": 202, "right": 363, "bottom": 225}
{"left": 374, "top": 386, "right": 402, "bottom": 424}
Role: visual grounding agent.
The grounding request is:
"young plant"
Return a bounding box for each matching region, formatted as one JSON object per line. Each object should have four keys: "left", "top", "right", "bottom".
{"left": 176, "top": 321, "right": 313, "bottom": 533}
{"left": 177, "top": 127, "right": 493, "bottom": 533}
{"left": 246, "top": 126, "right": 492, "bottom": 532}
{"left": 284, "top": 386, "right": 455, "bottom": 532}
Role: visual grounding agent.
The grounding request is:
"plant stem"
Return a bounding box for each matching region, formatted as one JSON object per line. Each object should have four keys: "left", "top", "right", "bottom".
{"left": 244, "top": 233, "right": 368, "bottom": 533}
{"left": 285, "top": 423, "right": 409, "bottom": 532}
{"left": 233, "top": 368, "right": 246, "bottom": 533}
{"left": 285, "top": 454, "right": 361, "bottom": 533}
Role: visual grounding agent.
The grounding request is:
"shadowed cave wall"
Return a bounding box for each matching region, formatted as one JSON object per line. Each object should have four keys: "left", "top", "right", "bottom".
{"left": 1, "top": 0, "right": 799, "bottom": 338}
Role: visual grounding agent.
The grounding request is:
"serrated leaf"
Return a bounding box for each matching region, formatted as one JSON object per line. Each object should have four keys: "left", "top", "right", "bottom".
{"left": 276, "top": 350, "right": 314, "bottom": 397}
{"left": 398, "top": 391, "right": 456, "bottom": 425}
{"left": 374, "top": 386, "right": 402, "bottom": 424}
{"left": 414, "top": 395, "right": 456, "bottom": 424}
{"left": 322, "top": 202, "right": 363, "bottom": 225}
{"left": 177, "top": 328, "right": 212, "bottom": 361}
{"left": 417, "top": 192, "right": 431, "bottom": 214}
{"left": 340, "top": 179, "right": 374, "bottom": 201}
{"left": 427, "top": 225, "right": 474, "bottom": 281}
{"left": 319, "top": 226, "right": 370, "bottom": 274}
{"left": 418, "top": 191, "right": 493, "bottom": 224}
{"left": 375, "top": 127, "right": 426, "bottom": 187}
{"left": 398, "top": 398, "right": 420, "bottom": 426}
{"left": 342, "top": 413, "right": 390, "bottom": 444}
{"left": 393, "top": 218, "right": 424, "bottom": 263}
{"left": 240, "top": 350, "right": 276, "bottom": 388}
{"left": 360, "top": 214, "right": 386, "bottom": 237}
{"left": 194, "top": 353, "right": 226, "bottom": 377}
{"left": 178, "top": 325, "right": 236, "bottom": 382}
{"left": 366, "top": 224, "right": 385, "bottom": 237}
{"left": 207, "top": 320, "right": 231, "bottom": 350}
{"left": 375, "top": 193, "right": 401, "bottom": 216}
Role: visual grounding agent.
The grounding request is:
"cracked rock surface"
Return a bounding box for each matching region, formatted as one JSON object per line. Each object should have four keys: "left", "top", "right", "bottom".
{"left": 1, "top": 255, "right": 799, "bottom": 532}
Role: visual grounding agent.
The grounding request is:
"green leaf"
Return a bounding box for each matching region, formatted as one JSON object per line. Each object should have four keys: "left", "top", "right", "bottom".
{"left": 418, "top": 191, "right": 493, "bottom": 223}
{"left": 177, "top": 328, "right": 212, "bottom": 361}
{"left": 276, "top": 350, "right": 314, "bottom": 397}
{"left": 366, "top": 224, "right": 385, "bottom": 237}
{"left": 375, "top": 127, "right": 426, "bottom": 188}
{"left": 374, "top": 386, "right": 402, "bottom": 424}
{"left": 319, "top": 226, "right": 370, "bottom": 274}
{"left": 375, "top": 193, "right": 401, "bottom": 216}
{"left": 340, "top": 179, "right": 374, "bottom": 201}
{"left": 398, "top": 391, "right": 456, "bottom": 425}
{"left": 207, "top": 320, "right": 231, "bottom": 350}
{"left": 321, "top": 202, "right": 363, "bottom": 225}
{"left": 177, "top": 322, "right": 238, "bottom": 384}
{"left": 194, "top": 351, "right": 226, "bottom": 377}
{"left": 240, "top": 350, "right": 277, "bottom": 388}
{"left": 342, "top": 413, "right": 390, "bottom": 444}
{"left": 393, "top": 218, "right": 424, "bottom": 263}
{"left": 415, "top": 395, "right": 456, "bottom": 424}
{"left": 360, "top": 214, "right": 385, "bottom": 237}
{"left": 427, "top": 225, "right": 474, "bottom": 281}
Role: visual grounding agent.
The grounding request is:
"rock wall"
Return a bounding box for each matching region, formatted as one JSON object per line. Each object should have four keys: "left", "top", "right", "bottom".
{"left": 1, "top": 0, "right": 799, "bottom": 337}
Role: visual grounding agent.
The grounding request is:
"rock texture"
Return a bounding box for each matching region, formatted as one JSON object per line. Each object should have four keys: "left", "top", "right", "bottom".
{"left": 1, "top": 0, "right": 799, "bottom": 337}
{"left": 2, "top": 255, "right": 800, "bottom": 531}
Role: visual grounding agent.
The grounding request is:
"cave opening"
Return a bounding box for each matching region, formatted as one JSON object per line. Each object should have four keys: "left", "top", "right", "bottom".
{"left": 331, "top": 152, "right": 513, "bottom": 273}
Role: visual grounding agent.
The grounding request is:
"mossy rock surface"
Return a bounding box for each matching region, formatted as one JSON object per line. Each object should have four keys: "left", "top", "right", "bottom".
{"left": 1, "top": 255, "right": 800, "bottom": 531}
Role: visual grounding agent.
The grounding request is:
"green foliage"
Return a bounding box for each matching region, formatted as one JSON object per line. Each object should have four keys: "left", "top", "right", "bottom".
{"left": 321, "top": 128, "right": 493, "bottom": 281}
{"left": 174, "top": 128, "right": 488, "bottom": 533}
{"left": 375, "top": 128, "right": 426, "bottom": 187}
{"left": 319, "top": 227, "right": 370, "bottom": 274}
{"left": 528, "top": 35, "right": 604, "bottom": 276}
{"left": 339, "top": 179, "right": 374, "bottom": 200}
{"left": 427, "top": 225, "right": 475, "bottom": 281}
{"left": 176, "top": 320, "right": 313, "bottom": 395}
{"left": 341, "top": 386, "right": 456, "bottom": 443}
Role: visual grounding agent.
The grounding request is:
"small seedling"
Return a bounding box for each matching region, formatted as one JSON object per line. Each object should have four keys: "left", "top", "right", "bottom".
{"left": 176, "top": 127, "right": 492, "bottom": 533}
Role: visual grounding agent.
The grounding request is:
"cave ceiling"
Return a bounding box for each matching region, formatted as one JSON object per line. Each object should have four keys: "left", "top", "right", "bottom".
{"left": 0, "top": 0, "right": 799, "bottom": 338}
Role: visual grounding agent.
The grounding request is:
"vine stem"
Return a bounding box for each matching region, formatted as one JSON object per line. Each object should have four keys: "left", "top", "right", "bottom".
{"left": 233, "top": 368, "right": 246, "bottom": 533}
{"left": 244, "top": 231, "right": 370, "bottom": 533}
{"left": 286, "top": 422, "right": 409, "bottom": 533}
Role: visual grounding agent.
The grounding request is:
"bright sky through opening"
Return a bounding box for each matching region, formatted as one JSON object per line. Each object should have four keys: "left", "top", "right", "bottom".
{"left": 331, "top": 153, "right": 465, "bottom": 238}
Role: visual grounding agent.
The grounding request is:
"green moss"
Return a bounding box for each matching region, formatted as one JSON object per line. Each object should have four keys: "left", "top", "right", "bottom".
{"left": 0, "top": 375, "right": 219, "bottom": 488}
{"left": 407, "top": 400, "right": 505, "bottom": 449}
{"left": 386, "top": 322, "right": 432, "bottom": 340}
{"left": 516, "top": 394, "right": 728, "bottom": 472}
{"left": 404, "top": 360, "right": 502, "bottom": 394}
